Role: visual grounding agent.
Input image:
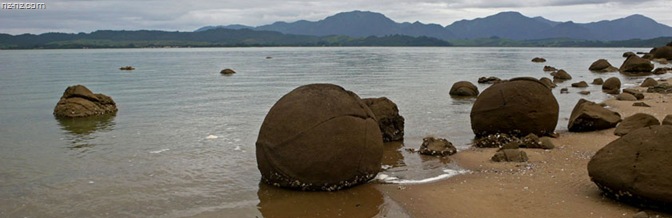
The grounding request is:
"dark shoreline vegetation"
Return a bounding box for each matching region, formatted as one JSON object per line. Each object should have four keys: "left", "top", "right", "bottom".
{"left": 2, "top": 29, "right": 672, "bottom": 49}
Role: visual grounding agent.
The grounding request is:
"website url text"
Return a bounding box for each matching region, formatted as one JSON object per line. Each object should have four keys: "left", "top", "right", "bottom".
{"left": 1, "top": 2, "right": 46, "bottom": 9}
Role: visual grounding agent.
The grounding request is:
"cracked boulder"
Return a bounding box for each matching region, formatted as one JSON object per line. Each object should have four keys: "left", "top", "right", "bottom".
{"left": 53, "top": 85, "right": 118, "bottom": 118}
{"left": 588, "top": 125, "right": 672, "bottom": 209}
{"left": 256, "top": 84, "right": 383, "bottom": 191}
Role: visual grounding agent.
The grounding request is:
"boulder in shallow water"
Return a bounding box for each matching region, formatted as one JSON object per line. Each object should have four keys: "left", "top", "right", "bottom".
{"left": 651, "top": 46, "right": 672, "bottom": 60}
{"left": 571, "top": 81, "right": 588, "bottom": 88}
{"left": 449, "top": 81, "right": 479, "bottom": 97}
{"left": 478, "top": 76, "right": 501, "bottom": 84}
{"left": 470, "top": 77, "right": 559, "bottom": 138}
{"left": 220, "top": 68, "right": 236, "bottom": 75}
{"left": 613, "top": 113, "right": 660, "bottom": 136}
{"left": 620, "top": 55, "right": 654, "bottom": 75}
{"left": 592, "top": 78, "right": 604, "bottom": 85}
{"left": 653, "top": 67, "right": 671, "bottom": 75}
{"left": 543, "top": 66, "right": 557, "bottom": 72}
{"left": 640, "top": 77, "right": 658, "bottom": 87}
{"left": 256, "top": 83, "right": 383, "bottom": 191}
{"left": 551, "top": 69, "right": 572, "bottom": 80}
{"left": 589, "top": 59, "right": 618, "bottom": 72}
{"left": 418, "top": 137, "right": 457, "bottom": 156}
{"left": 568, "top": 99, "right": 621, "bottom": 132}
{"left": 588, "top": 125, "right": 672, "bottom": 209}
{"left": 362, "top": 97, "right": 405, "bottom": 142}
{"left": 531, "top": 57, "right": 546, "bottom": 63}
{"left": 602, "top": 77, "right": 621, "bottom": 94}
{"left": 539, "top": 77, "right": 556, "bottom": 88}
{"left": 53, "top": 85, "right": 118, "bottom": 118}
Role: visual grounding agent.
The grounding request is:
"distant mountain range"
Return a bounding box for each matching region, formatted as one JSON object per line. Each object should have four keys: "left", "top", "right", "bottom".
{"left": 196, "top": 11, "right": 672, "bottom": 41}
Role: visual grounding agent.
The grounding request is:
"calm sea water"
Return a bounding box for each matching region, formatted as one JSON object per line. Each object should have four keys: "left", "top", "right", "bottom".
{"left": 0, "top": 47, "right": 664, "bottom": 217}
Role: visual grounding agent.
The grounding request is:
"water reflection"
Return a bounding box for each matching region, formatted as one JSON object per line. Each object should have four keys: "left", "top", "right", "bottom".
{"left": 380, "top": 139, "right": 458, "bottom": 181}
{"left": 55, "top": 114, "right": 115, "bottom": 149}
{"left": 257, "top": 183, "right": 384, "bottom": 218}
{"left": 450, "top": 97, "right": 476, "bottom": 105}
{"left": 382, "top": 141, "right": 405, "bottom": 167}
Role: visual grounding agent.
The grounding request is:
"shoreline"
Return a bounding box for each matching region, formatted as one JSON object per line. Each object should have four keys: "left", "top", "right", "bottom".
{"left": 377, "top": 83, "right": 672, "bottom": 217}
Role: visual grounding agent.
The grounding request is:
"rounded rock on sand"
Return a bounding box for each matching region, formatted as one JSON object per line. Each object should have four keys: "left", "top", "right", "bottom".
{"left": 256, "top": 83, "right": 383, "bottom": 191}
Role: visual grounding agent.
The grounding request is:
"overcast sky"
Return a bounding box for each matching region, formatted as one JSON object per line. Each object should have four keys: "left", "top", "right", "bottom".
{"left": 1, "top": 0, "right": 671, "bottom": 35}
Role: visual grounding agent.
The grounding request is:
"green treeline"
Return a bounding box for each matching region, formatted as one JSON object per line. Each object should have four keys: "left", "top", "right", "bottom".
{"left": 1, "top": 28, "right": 670, "bottom": 49}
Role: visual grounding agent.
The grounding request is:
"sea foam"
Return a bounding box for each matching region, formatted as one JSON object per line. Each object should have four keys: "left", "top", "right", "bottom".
{"left": 375, "top": 169, "right": 469, "bottom": 184}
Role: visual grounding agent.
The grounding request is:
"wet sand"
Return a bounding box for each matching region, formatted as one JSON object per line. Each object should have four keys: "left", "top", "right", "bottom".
{"left": 378, "top": 85, "right": 672, "bottom": 217}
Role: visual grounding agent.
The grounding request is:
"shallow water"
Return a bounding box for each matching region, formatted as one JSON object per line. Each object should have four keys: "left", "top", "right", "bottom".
{"left": 0, "top": 47, "right": 667, "bottom": 217}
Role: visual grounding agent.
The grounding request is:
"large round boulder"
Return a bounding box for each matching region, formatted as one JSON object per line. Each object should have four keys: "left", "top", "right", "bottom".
{"left": 256, "top": 84, "right": 383, "bottom": 191}
{"left": 568, "top": 99, "right": 622, "bottom": 132}
{"left": 613, "top": 113, "right": 660, "bottom": 136}
{"left": 362, "top": 97, "right": 405, "bottom": 142}
{"left": 619, "top": 55, "right": 654, "bottom": 75}
{"left": 602, "top": 77, "right": 621, "bottom": 94}
{"left": 53, "top": 85, "right": 118, "bottom": 118}
{"left": 449, "top": 81, "right": 479, "bottom": 97}
{"left": 470, "top": 77, "right": 559, "bottom": 138}
{"left": 589, "top": 59, "right": 618, "bottom": 72}
{"left": 588, "top": 125, "right": 672, "bottom": 209}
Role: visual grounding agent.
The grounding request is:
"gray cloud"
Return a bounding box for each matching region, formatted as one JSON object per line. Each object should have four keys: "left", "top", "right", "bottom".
{"left": 0, "top": 0, "right": 670, "bottom": 34}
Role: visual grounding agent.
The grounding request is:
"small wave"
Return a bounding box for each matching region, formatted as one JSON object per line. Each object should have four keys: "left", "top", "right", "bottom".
{"left": 375, "top": 169, "right": 469, "bottom": 184}
{"left": 206, "top": 135, "right": 219, "bottom": 139}
{"left": 149, "top": 149, "right": 170, "bottom": 154}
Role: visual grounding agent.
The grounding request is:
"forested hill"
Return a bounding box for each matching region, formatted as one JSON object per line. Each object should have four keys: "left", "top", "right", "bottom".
{"left": 0, "top": 29, "right": 451, "bottom": 49}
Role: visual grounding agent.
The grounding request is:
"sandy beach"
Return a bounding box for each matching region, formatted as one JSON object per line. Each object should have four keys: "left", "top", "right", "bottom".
{"left": 378, "top": 84, "right": 672, "bottom": 218}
